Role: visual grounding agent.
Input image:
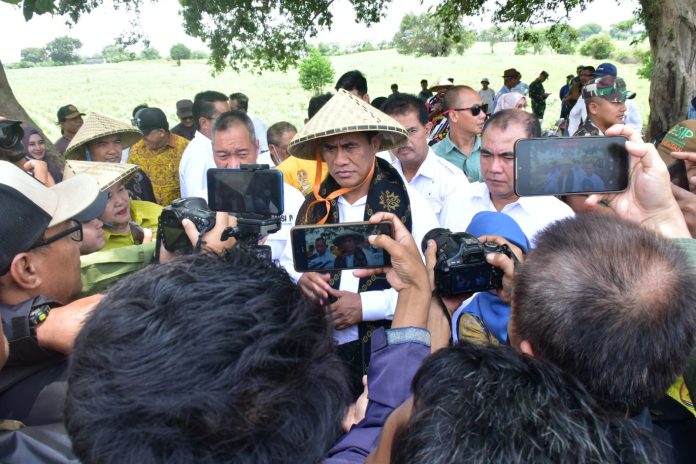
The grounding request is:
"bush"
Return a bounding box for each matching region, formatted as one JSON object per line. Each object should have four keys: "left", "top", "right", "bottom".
{"left": 102, "top": 44, "right": 133, "bottom": 63}
{"left": 611, "top": 48, "right": 641, "bottom": 65}
{"left": 514, "top": 41, "right": 530, "bottom": 55}
{"left": 298, "top": 48, "right": 335, "bottom": 94}
{"left": 637, "top": 49, "right": 653, "bottom": 80}
{"left": 140, "top": 47, "right": 161, "bottom": 60}
{"left": 20, "top": 47, "right": 47, "bottom": 64}
{"left": 579, "top": 34, "right": 615, "bottom": 60}
{"left": 191, "top": 50, "right": 209, "bottom": 59}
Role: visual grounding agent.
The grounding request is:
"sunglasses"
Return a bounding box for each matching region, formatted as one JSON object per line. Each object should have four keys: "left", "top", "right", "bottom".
{"left": 449, "top": 104, "right": 488, "bottom": 116}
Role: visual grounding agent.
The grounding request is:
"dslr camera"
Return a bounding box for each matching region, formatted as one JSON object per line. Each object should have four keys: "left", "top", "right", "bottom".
{"left": 422, "top": 228, "right": 513, "bottom": 296}
{"left": 156, "top": 197, "right": 216, "bottom": 256}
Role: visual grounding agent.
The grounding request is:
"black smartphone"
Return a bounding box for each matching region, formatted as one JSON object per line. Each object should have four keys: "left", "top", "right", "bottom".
{"left": 207, "top": 166, "right": 284, "bottom": 215}
{"left": 291, "top": 221, "right": 393, "bottom": 273}
{"left": 514, "top": 136, "right": 629, "bottom": 196}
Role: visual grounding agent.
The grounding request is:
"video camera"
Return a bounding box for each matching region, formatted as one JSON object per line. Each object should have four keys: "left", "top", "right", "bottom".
{"left": 422, "top": 228, "right": 513, "bottom": 296}
{"left": 0, "top": 119, "right": 26, "bottom": 162}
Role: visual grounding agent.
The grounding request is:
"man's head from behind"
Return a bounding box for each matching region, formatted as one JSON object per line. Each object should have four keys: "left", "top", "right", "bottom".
{"left": 335, "top": 70, "right": 369, "bottom": 102}
{"left": 192, "top": 91, "right": 229, "bottom": 138}
{"left": 510, "top": 214, "right": 696, "bottom": 414}
{"left": 212, "top": 110, "right": 259, "bottom": 169}
{"left": 65, "top": 251, "right": 350, "bottom": 463}
{"left": 381, "top": 93, "right": 430, "bottom": 167}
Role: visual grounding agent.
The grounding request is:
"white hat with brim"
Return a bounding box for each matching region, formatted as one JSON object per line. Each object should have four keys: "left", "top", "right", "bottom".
{"left": 287, "top": 89, "right": 408, "bottom": 160}
{"left": 429, "top": 77, "right": 454, "bottom": 92}
{"left": 0, "top": 160, "right": 100, "bottom": 270}
{"left": 63, "top": 160, "right": 140, "bottom": 192}
{"left": 64, "top": 113, "right": 143, "bottom": 161}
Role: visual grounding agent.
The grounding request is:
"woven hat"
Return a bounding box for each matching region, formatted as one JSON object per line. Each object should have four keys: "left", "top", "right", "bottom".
{"left": 657, "top": 120, "right": 696, "bottom": 166}
{"left": 333, "top": 231, "right": 364, "bottom": 247}
{"left": 63, "top": 160, "right": 139, "bottom": 192}
{"left": 287, "top": 89, "right": 408, "bottom": 160}
{"left": 429, "top": 77, "right": 454, "bottom": 92}
{"left": 64, "top": 113, "right": 143, "bottom": 161}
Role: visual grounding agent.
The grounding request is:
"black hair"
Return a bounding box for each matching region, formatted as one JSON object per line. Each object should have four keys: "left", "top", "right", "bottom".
{"left": 229, "top": 92, "right": 249, "bottom": 111}
{"left": 192, "top": 90, "right": 229, "bottom": 131}
{"left": 132, "top": 103, "right": 148, "bottom": 118}
{"left": 65, "top": 250, "right": 350, "bottom": 464}
{"left": 483, "top": 109, "right": 541, "bottom": 138}
{"left": 334, "top": 70, "right": 368, "bottom": 96}
{"left": 370, "top": 96, "right": 387, "bottom": 110}
{"left": 267, "top": 121, "right": 297, "bottom": 147}
{"left": 381, "top": 93, "right": 429, "bottom": 125}
{"left": 308, "top": 93, "right": 333, "bottom": 119}
{"left": 511, "top": 214, "right": 696, "bottom": 414}
{"left": 212, "top": 110, "right": 256, "bottom": 144}
{"left": 391, "top": 341, "right": 661, "bottom": 463}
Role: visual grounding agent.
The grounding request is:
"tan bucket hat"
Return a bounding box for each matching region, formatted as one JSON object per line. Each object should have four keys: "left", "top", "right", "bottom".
{"left": 64, "top": 113, "right": 143, "bottom": 161}
{"left": 63, "top": 160, "right": 139, "bottom": 191}
{"left": 287, "top": 89, "right": 408, "bottom": 160}
{"left": 429, "top": 77, "right": 454, "bottom": 92}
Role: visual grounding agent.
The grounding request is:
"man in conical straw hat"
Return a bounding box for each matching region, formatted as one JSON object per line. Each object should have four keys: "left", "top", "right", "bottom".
{"left": 280, "top": 89, "right": 439, "bottom": 396}
{"left": 64, "top": 113, "right": 156, "bottom": 203}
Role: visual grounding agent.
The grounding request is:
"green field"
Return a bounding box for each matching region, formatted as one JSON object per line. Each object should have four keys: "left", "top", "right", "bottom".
{"left": 6, "top": 41, "right": 650, "bottom": 140}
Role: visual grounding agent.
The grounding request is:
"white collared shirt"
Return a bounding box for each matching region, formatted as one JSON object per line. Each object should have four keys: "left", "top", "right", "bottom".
{"left": 279, "top": 184, "right": 439, "bottom": 345}
{"left": 391, "top": 148, "right": 470, "bottom": 229}
{"left": 443, "top": 182, "right": 575, "bottom": 246}
{"left": 265, "top": 183, "right": 305, "bottom": 262}
{"left": 179, "top": 130, "right": 215, "bottom": 199}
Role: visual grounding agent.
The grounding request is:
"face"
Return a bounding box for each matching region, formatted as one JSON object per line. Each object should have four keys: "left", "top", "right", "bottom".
{"left": 449, "top": 89, "right": 487, "bottom": 137}
{"left": 579, "top": 70, "right": 594, "bottom": 85}
{"left": 338, "top": 238, "right": 356, "bottom": 254}
{"left": 589, "top": 98, "right": 626, "bottom": 129}
{"left": 213, "top": 124, "right": 259, "bottom": 169}
{"left": 180, "top": 116, "right": 194, "bottom": 128}
{"left": 61, "top": 116, "right": 83, "bottom": 136}
{"left": 389, "top": 111, "right": 430, "bottom": 166}
{"left": 100, "top": 183, "right": 132, "bottom": 230}
{"left": 269, "top": 130, "right": 296, "bottom": 164}
{"left": 481, "top": 123, "right": 528, "bottom": 206}
{"left": 421, "top": 81, "right": 428, "bottom": 90}
{"left": 515, "top": 97, "right": 528, "bottom": 111}
{"left": 27, "top": 133, "right": 46, "bottom": 159}
{"left": 199, "top": 100, "right": 231, "bottom": 138}
{"left": 503, "top": 76, "right": 518, "bottom": 88}
{"left": 79, "top": 218, "right": 105, "bottom": 254}
{"left": 315, "top": 240, "right": 327, "bottom": 255}
{"left": 481, "top": 81, "right": 489, "bottom": 89}
{"left": 320, "top": 133, "right": 379, "bottom": 191}
{"left": 142, "top": 128, "right": 167, "bottom": 150}
{"left": 88, "top": 134, "right": 123, "bottom": 163}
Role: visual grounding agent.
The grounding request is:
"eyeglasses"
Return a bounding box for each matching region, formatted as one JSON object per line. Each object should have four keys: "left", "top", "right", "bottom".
{"left": 449, "top": 104, "right": 488, "bottom": 116}
{"left": 29, "top": 219, "right": 83, "bottom": 250}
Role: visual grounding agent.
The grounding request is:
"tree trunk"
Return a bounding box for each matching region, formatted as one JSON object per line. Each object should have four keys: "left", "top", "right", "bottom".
{"left": 0, "top": 59, "right": 64, "bottom": 167}
{"left": 641, "top": 0, "right": 696, "bottom": 141}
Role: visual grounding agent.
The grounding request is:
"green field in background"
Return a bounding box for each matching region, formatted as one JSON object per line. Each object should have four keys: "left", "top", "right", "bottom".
{"left": 6, "top": 41, "right": 650, "bottom": 140}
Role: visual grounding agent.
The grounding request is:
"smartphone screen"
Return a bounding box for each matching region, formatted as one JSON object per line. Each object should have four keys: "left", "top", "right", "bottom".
{"left": 207, "top": 168, "right": 284, "bottom": 215}
{"left": 514, "top": 136, "right": 629, "bottom": 196}
{"left": 291, "top": 222, "right": 393, "bottom": 272}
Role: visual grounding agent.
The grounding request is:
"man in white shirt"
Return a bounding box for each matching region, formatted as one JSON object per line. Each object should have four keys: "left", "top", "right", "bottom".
{"left": 179, "top": 91, "right": 230, "bottom": 199}
{"left": 443, "top": 109, "right": 574, "bottom": 246}
{"left": 479, "top": 77, "right": 495, "bottom": 111}
{"left": 280, "top": 90, "right": 438, "bottom": 395}
{"left": 381, "top": 92, "right": 470, "bottom": 229}
{"left": 211, "top": 111, "right": 305, "bottom": 262}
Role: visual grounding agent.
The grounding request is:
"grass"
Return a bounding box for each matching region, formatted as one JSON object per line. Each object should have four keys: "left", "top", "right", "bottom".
{"left": 6, "top": 41, "right": 650, "bottom": 140}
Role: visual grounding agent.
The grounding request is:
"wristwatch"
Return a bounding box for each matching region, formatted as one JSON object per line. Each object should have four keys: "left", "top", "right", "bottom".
{"left": 28, "top": 303, "right": 52, "bottom": 337}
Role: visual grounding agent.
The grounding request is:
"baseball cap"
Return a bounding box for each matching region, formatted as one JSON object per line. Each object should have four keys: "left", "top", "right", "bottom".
{"left": 481, "top": 77, "right": 490, "bottom": 83}
{"left": 134, "top": 107, "right": 169, "bottom": 135}
{"left": 593, "top": 63, "right": 618, "bottom": 77}
{"left": 582, "top": 76, "right": 636, "bottom": 103}
{"left": 57, "top": 104, "right": 85, "bottom": 123}
{"left": 657, "top": 120, "right": 696, "bottom": 166}
{"left": 0, "top": 160, "right": 100, "bottom": 271}
{"left": 176, "top": 99, "right": 193, "bottom": 118}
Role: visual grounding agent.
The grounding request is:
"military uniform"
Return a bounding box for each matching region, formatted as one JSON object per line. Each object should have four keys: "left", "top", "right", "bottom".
{"left": 572, "top": 119, "right": 602, "bottom": 137}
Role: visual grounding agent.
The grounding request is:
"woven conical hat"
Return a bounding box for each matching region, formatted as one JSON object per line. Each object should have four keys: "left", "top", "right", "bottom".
{"left": 63, "top": 160, "right": 139, "bottom": 192}
{"left": 288, "top": 89, "right": 408, "bottom": 160}
{"left": 64, "top": 113, "right": 142, "bottom": 160}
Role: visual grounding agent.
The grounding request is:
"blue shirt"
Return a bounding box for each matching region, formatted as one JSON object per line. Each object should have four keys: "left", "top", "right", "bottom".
{"left": 432, "top": 133, "right": 483, "bottom": 183}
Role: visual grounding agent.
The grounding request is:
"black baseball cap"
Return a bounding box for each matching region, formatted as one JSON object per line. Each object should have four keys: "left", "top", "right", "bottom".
{"left": 134, "top": 107, "right": 169, "bottom": 135}
{"left": 57, "top": 104, "right": 85, "bottom": 123}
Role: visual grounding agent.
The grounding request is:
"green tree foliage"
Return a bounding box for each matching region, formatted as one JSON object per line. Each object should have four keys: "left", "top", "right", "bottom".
{"left": 393, "top": 12, "right": 475, "bottom": 57}
{"left": 576, "top": 23, "right": 603, "bottom": 40}
{"left": 579, "top": 33, "right": 615, "bottom": 59}
{"left": 170, "top": 43, "right": 191, "bottom": 65}
{"left": 20, "top": 47, "right": 47, "bottom": 63}
{"left": 191, "top": 50, "right": 209, "bottom": 59}
{"left": 45, "top": 35, "right": 82, "bottom": 63}
{"left": 102, "top": 44, "right": 132, "bottom": 63}
{"left": 637, "top": 48, "right": 653, "bottom": 80}
{"left": 610, "top": 19, "right": 639, "bottom": 40}
{"left": 514, "top": 28, "right": 546, "bottom": 55}
{"left": 479, "top": 27, "right": 510, "bottom": 54}
{"left": 140, "top": 47, "right": 161, "bottom": 60}
{"left": 298, "top": 47, "right": 335, "bottom": 94}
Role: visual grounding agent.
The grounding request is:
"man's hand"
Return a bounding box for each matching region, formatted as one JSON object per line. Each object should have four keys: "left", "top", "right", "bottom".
{"left": 342, "top": 375, "right": 368, "bottom": 433}
{"left": 670, "top": 151, "right": 696, "bottom": 192}
{"left": 477, "top": 235, "right": 523, "bottom": 304}
{"left": 158, "top": 212, "right": 238, "bottom": 264}
{"left": 327, "top": 288, "right": 362, "bottom": 330}
{"left": 298, "top": 272, "right": 331, "bottom": 303}
{"left": 35, "top": 294, "right": 103, "bottom": 355}
{"left": 672, "top": 184, "right": 696, "bottom": 238}
{"left": 586, "top": 124, "right": 690, "bottom": 238}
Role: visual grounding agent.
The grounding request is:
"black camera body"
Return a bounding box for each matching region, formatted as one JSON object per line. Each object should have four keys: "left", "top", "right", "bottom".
{"left": 422, "top": 228, "right": 513, "bottom": 296}
{"left": 157, "top": 197, "right": 216, "bottom": 254}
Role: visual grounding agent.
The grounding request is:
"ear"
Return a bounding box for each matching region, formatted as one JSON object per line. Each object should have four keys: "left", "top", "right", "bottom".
{"left": 8, "top": 253, "right": 42, "bottom": 291}
{"left": 370, "top": 134, "right": 382, "bottom": 153}
{"left": 587, "top": 101, "right": 599, "bottom": 116}
{"left": 519, "top": 340, "right": 536, "bottom": 357}
{"left": 425, "top": 121, "right": 433, "bottom": 133}
{"left": 362, "top": 93, "right": 370, "bottom": 104}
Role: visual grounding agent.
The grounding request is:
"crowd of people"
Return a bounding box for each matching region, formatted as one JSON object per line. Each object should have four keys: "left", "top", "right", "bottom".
{"left": 0, "top": 62, "right": 696, "bottom": 463}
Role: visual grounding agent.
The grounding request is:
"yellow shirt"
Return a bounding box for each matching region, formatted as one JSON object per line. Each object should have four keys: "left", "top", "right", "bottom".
{"left": 128, "top": 133, "right": 188, "bottom": 206}
{"left": 102, "top": 200, "right": 163, "bottom": 251}
{"left": 277, "top": 156, "right": 328, "bottom": 197}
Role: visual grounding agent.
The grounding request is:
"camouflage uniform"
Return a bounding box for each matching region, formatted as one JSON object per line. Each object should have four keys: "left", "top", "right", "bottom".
{"left": 573, "top": 119, "right": 602, "bottom": 137}
{"left": 529, "top": 77, "right": 547, "bottom": 119}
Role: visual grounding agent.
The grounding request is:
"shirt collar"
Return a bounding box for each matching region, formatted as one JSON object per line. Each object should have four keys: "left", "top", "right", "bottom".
{"left": 474, "top": 182, "right": 534, "bottom": 214}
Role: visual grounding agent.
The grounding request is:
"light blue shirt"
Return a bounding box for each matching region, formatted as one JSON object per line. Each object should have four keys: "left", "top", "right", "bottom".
{"left": 432, "top": 134, "right": 483, "bottom": 183}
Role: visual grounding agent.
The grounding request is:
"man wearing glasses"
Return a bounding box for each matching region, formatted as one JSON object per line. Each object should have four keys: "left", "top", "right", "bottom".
{"left": 171, "top": 99, "right": 196, "bottom": 141}
{"left": 0, "top": 160, "right": 103, "bottom": 425}
{"left": 432, "top": 86, "right": 488, "bottom": 182}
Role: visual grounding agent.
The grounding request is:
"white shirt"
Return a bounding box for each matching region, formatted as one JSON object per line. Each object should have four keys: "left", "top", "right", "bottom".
{"left": 479, "top": 88, "right": 495, "bottom": 111}
{"left": 249, "top": 113, "right": 269, "bottom": 154}
{"left": 279, "top": 184, "right": 439, "bottom": 345}
{"left": 179, "top": 130, "right": 215, "bottom": 199}
{"left": 391, "top": 148, "right": 470, "bottom": 230}
{"left": 443, "top": 182, "right": 574, "bottom": 247}
{"left": 266, "top": 183, "right": 305, "bottom": 262}
{"left": 569, "top": 96, "right": 643, "bottom": 135}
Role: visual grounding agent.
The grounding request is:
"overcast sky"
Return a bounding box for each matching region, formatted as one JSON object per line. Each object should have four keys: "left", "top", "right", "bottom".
{"left": 0, "top": 0, "right": 639, "bottom": 63}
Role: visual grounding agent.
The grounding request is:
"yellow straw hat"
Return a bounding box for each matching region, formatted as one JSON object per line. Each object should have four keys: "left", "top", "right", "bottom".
{"left": 63, "top": 160, "right": 139, "bottom": 192}
{"left": 64, "top": 113, "right": 142, "bottom": 161}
